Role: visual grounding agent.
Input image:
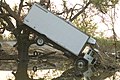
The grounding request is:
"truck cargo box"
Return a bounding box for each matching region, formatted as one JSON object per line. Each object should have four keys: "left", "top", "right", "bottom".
{"left": 23, "top": 3, "right": 90, "bottom": 56}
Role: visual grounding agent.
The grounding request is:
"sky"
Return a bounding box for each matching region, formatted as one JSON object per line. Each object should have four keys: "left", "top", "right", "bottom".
{"left": 4, "top": 0, "right": 120, "bottom": 38}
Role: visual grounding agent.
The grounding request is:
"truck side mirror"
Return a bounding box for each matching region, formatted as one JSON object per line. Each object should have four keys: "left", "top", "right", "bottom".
{"left": 88, "top": 37, "right": 96, "bottom": 45}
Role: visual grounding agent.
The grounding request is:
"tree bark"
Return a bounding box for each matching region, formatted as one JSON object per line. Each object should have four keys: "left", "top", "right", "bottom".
{"left": 15, "top": 34, "right": 30, "bottom": 80}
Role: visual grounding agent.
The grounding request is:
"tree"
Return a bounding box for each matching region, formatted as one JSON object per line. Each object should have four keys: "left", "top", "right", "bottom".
{"left": 0, "top": 0, "right": 34, "bottom": 80}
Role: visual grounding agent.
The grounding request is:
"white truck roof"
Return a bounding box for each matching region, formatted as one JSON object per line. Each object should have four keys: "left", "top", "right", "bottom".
{"left": 23, "top": 3, "right": 96, "bottom": 56}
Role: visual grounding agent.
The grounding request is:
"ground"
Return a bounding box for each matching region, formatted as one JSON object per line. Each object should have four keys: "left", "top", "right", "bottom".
{"left": 0, "top": 41, "right": 120, "bottom": 80}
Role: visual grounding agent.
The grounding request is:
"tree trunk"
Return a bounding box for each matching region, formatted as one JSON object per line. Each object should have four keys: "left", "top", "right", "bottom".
{"left": 15, "top": 34, "right": 30, "bottom": 80}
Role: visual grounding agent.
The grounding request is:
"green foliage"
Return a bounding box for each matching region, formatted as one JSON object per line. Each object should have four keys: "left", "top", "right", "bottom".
{"left": 92, "top": 0, "right": 119, "bottom": 13}
{"left": 72, "top": 13, "right": 97, "bottom": 36}
{"left": 71, "top": 0, "right": 119, "bottom": 38}
{"left": 96, "top": 37, "right": 120, "bottom": 53}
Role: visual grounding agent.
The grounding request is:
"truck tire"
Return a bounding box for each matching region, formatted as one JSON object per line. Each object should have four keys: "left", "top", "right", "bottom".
{"left": 36, "top": 35, "right": 45, "bottom": 46}
{"left": 75, "top": 58, "right": 88, "bottom": 70}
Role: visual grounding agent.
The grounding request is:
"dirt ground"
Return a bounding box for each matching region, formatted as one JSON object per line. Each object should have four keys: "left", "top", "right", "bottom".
{"left": 0, "top": 41, "right": 120, "bottom": 80}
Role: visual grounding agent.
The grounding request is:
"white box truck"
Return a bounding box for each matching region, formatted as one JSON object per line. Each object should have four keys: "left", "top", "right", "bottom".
{"left": 23, "top": 3, "right": 99, "bottom": 68}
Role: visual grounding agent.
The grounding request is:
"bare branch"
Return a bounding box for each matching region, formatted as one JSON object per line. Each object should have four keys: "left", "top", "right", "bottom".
{"left": 0, "top": 13, "right": 10, "bottom": 17}
{"left": 0, "top": 2, "right": 21, "bottom": 23}
{"left": 46, "top": 0, "right": 50, "bottom": 9}
{"left": 69, "top": 4, "right": 83, "bottom": 20}
{"left": 70, "top": 1, "right": 91, "bottom": 22}
{"left": 40, "top": 0, "right": 51, "bottom": 9}
{"left": 0, "top": 6, "right": 15, "bottom": 31}
{"left": 24, "top": 2, "right": 32, "bottom": 7}
{"left": 56, "top": 11, "right": 65, "bottom": 15}
{"left": 18, "top": 0, "right": 24, "bottom": 16}
{"left": 2, "top": 17, "right": 15, "bottom": 31}
{"left": 0, "top": 21, "right": 5, "bottom": 34}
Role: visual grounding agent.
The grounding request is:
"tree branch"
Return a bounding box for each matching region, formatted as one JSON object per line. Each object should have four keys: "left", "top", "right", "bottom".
{"left": 70, "top": 1, "right": 91, "bottom": 22}
{"left": 2, "top": 17, "right": 15, "bottom": 31}
{"left": 0, "top": 2, "right": 22, "bottom": 23}
{"left": 0, "top": 21, "right": 5, "bottom": 34}
{"left": 46, "top": 0, "right": 50, "bottom": 9}
{"left": 18, "top": 0, "right": 24, "bottom": 16}
{"left": 0, "top": 7, "right": 15, "bottom": 31}
{"left": 40, "top": 0, "right": 51, "bottom": 9}
{"left": 0, "top": 14, "right": 11, "bottom": 17}
{"left": 69, "top": 4, "right": 82, "bottom": 20}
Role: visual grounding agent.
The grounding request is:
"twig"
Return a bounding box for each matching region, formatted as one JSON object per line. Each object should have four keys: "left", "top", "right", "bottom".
{"left": 70, "top": 1, "right": 91, "bottom": 22}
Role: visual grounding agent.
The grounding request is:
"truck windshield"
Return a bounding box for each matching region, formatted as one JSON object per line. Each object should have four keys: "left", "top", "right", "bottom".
{"left": 82, "top": 46, "right": 90, "bottom": 54}
{"left": 82, "top": 46, "right": 94, "bottom": 57}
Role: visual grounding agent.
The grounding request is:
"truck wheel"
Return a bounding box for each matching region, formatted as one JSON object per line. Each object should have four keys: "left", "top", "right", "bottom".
{"left": 75, "top": 58, "right": 88, "bottom": 70}
{"left": 36, "top": 36, "right": 45, "bottom": 46}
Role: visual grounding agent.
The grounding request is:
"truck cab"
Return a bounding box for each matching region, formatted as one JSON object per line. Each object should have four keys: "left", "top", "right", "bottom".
{"left": 83, "top": 46, "right": 97, "bottom": 65}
